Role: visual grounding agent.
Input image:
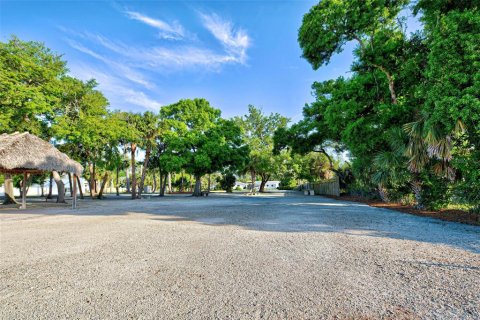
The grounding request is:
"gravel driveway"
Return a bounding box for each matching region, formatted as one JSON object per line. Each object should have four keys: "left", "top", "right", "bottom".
{"left": 1, "top": 192, "right": 479, "bottom": 319}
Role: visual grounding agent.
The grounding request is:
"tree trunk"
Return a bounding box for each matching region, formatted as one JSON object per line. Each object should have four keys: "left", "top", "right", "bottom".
{"left": 3, "top": 173, "right": 18, "bottom": 204}
{"left": 53, "top": 171, "right": 66, "bottom": 203}
{"left": 97, "top": 172, "right": 110, "bottom": 199}
{"left": 159, "top": 173, "right": 167, "bottom": 197}
{"left": 20, "top": 172, "right": 28, "bottom": 209}
{"left": 259, "top": 174, "right": 269, "bottom": 193}
{"left": 168, "top": 173, "right": 172, "bottom": 193}
{"left": 152, "top": 169, "right": 157, "bottom": 193}
{"left": 19, "top": 177, "right": 24, "bottom": 199}
{"left": 250, "top": 170, "right": 256, "bottom": 194}
{"left": 353, "top": 36, "right": 398, "bottom": 105}
{"left": 162, "top": 174, "right": 167, "bottom": 196}
{"left": 77, "top": 175, "right": 84, "bottom": 199}
{"left": 25, "top": 174, "right": 32, "bottom": 196}
{"left": 138, "top": 146, "right": 151, "bottom": 199}
{"left": 68, "top": 172, "right": 73, "bottom": 197}
{"left": 207, "top": 174, "right": 211, "bottom": 193}
{"left": 131, "top": 143, "right": 137, "bottom": 199}
{"left": 116, "top": 166, "right": 120, "bottom": 196}
{"left": 47, "top": 172, "right": 53, "bottom": 199}
{"left": 19, "top": 174, "right": 32, "bottom": 199}
{"left": 159, "top": 172, "right": 163, "bottom": 196}
{"left": 88, "top": 162, "right": 96, "bottom": 198}
{"left": 125, "top": 166, "right": 131, "bottom": 193}
{"left": 193, "top": 175, "right": 202, "bottom": 197}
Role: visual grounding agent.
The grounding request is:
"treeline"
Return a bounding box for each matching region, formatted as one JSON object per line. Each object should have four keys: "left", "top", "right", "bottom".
{"left": 275, "top": 0, "right": 479, "bottom": 211}
{"left": 0, "top": 37, "right": 337, "bottom": 200}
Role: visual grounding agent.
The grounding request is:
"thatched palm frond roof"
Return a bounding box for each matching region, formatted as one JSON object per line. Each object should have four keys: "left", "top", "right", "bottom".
{"left": 0, "top": 132, "right": 83, "bottom": 175}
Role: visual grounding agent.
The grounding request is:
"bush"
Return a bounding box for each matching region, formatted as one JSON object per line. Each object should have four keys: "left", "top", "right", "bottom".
{"left": 217, "top": 173, "right": 236, "bottom": 193}
{"left": 454, "top": 152, "right": 480, "bottom": 211}
{"left": 279, "top": 177, "right": 296, "bottom": 190}
{"left": 420, "top": 173, "right": 451, "bottom": 210}
{"left": 347, "top": 182, "right": 379, "bottom": 199}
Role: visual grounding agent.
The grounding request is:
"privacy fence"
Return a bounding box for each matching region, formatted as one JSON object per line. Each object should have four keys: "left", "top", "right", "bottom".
{"left": 301, "top": 176, "right": 340, "bottom": 197}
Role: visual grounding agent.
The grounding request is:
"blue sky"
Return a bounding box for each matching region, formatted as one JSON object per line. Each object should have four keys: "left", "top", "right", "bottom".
{"left": 0, "top": 1, "right": 420, "bottom": 121}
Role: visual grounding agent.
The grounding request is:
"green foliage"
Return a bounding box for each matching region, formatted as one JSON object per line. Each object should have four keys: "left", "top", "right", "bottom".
{"left": 0, "top": 36, "right": 67, "bottom": 136}
{"left": 172, "top": 174, "right": 192, "bottom": 192}
{"left": 217, "top": 173, "right": 236, "bottom": 193}
{"left": 234, "top": 105, "right": 289, "bottom": 190}
{"left": 289, "top": 0, "right": 480, "bottom": 209}
{"left": 298, "top": 0, "right": 408, "bottom": 70}
{"left": 161, "top": 99, "right": 248, "bottom": 181}
{"left": 419, "top": 173, "right": 452, "bottom": 210}
{"left": 279, "top": 177, "right": 296, "bottom": 190}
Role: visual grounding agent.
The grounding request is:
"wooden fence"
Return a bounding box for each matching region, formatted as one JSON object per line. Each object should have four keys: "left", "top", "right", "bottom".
{"left": 300, "top": 176, "right": 340, "bottom": 197}
{"left": 313, "top": 176, "right": 340, "bottom": 197}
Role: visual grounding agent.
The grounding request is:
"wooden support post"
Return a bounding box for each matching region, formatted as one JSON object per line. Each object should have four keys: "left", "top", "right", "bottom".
{"left": 21, "top": 171, "right": 27, "bottom": 209}
{"left": 72, "top": 173, "right": 77, "bottom": 209}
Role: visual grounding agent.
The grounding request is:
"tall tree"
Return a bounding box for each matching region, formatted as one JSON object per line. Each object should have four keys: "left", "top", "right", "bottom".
{"left": 414, "top": 0, "right": 480, "bottom": 209}
{"left": 234, "top": 105, "right": 289, "bottom": 193}
{"left": 117, "top": 112, "right": 142, "bottom": 200}
{"left": 53, "top": 77, "right": 117, "bottom": 199}
{"left": 161, "top": 99, "right": 248, "bottom": 196}
{"left": 298, "top": 0, "right": 409, "bottom": 105}
{"left": 1, "top": 36, "right": 67, "bottom": 203}
{"left": 137, "top": 111, "right": 160, "bottom": 198}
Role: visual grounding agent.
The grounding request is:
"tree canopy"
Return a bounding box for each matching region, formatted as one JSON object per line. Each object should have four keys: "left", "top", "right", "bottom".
{"left": 161, "top": 99, "right": 248, "bottom": 196}
{"left": 280, "top": 0, "right": 480, "bottom": 210}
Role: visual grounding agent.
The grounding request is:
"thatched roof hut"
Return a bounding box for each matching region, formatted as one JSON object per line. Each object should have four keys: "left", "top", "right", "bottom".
{"left": 0, "top": 132, "right": 83, "bottom": 175}
{"left": 0, "top": 132, "right": 83, "bottom": 209}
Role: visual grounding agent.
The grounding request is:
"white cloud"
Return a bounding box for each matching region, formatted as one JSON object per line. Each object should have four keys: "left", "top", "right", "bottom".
{"left": 125, "top": 11, "right": 185, "bottom": 40}
{"left": 69, "top": 64, "right": 162, "bottom": 111}
{"left": 60, "top": 10, "right": 251, "bottom": 111}
{"left": 123, "top": 90, "right": 163, "bottom": 111}
{"left": 66, "top": 38, "right": 154, "bottom": 89}
{"left": 200, "top": 13, "right": 250, "bottom": 64}
{"left": 69, "top": 32, "right": 246, "bottom": 71}
{"left": 136, "top": 46, "right": 239, "bottom": 69}
{"left": 63, "top": 10, "right": 251, "bottom": 73}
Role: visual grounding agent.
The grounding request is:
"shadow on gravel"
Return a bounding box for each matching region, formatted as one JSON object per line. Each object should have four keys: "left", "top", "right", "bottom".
{"left": 1, "top": 192, "right": 479, "bottom": 254}
{"left": 401, "top": 261, "right": 480, "bottom": 270}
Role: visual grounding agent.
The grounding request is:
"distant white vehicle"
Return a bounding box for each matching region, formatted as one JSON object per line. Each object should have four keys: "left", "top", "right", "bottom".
{"left": 234, "top": 182, "right": 248, "bottom": 190}
{"left": 263, "top": 181, "right": 280, "bottom": 189}
{"left": 241, "top": 181, "right": 281, "bottom": 190}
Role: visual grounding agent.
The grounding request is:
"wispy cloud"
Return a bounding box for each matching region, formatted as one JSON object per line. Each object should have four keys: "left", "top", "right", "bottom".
{"left": 65, "top": 37, "right": 154, "bottom": 89}
{"left": 61, "top": 9, "right": 251, "bottom": 111}
{"left": 200, "top": 13, "right": 250, "bottom": 64}
{"left": 69, "top": 64, "right": 162, "bottom": 111}
{"left": 125, "top": 11, "right": 185, "bottom": 40}
{"left": 67, "top": 32, "right": 248, "bottom": 71}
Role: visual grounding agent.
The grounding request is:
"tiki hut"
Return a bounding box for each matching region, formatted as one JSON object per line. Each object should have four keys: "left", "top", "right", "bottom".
{"left": 0, "top": 132, "right": 83, "bottom": 209}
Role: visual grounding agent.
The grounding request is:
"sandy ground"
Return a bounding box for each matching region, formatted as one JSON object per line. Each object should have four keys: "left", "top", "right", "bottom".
{"left": 0, "top": 192, "right": 479, "bottom": 319}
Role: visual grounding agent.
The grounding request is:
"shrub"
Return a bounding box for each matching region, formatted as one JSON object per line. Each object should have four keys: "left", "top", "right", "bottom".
{"left": 218, "top": 173, "right": 236, "bottom": 193}
{"left": 279, "top": 177, "right": 296, "bottom": 190}
{"left": 420, "top": 173, "right": 451, "bottom": 210}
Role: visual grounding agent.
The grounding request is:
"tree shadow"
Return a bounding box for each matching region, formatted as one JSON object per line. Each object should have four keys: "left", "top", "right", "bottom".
{"left": 1, "top": 192, "right": 479, "bottom": 254}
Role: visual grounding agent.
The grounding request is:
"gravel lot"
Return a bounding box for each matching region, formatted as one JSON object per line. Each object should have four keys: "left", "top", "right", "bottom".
{"left": 1, "top": 192, "right": 479, "bottom": 319}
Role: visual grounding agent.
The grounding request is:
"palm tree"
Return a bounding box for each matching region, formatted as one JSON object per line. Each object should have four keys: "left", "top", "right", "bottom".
{"left": 372, "top": 127, "right": 411, "bottom": 202}
{"left": 137, "top": 112, "right": 160, "bottom": 199}
{"left": 403, "top": 117, "right": 464, "bottom": 208}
